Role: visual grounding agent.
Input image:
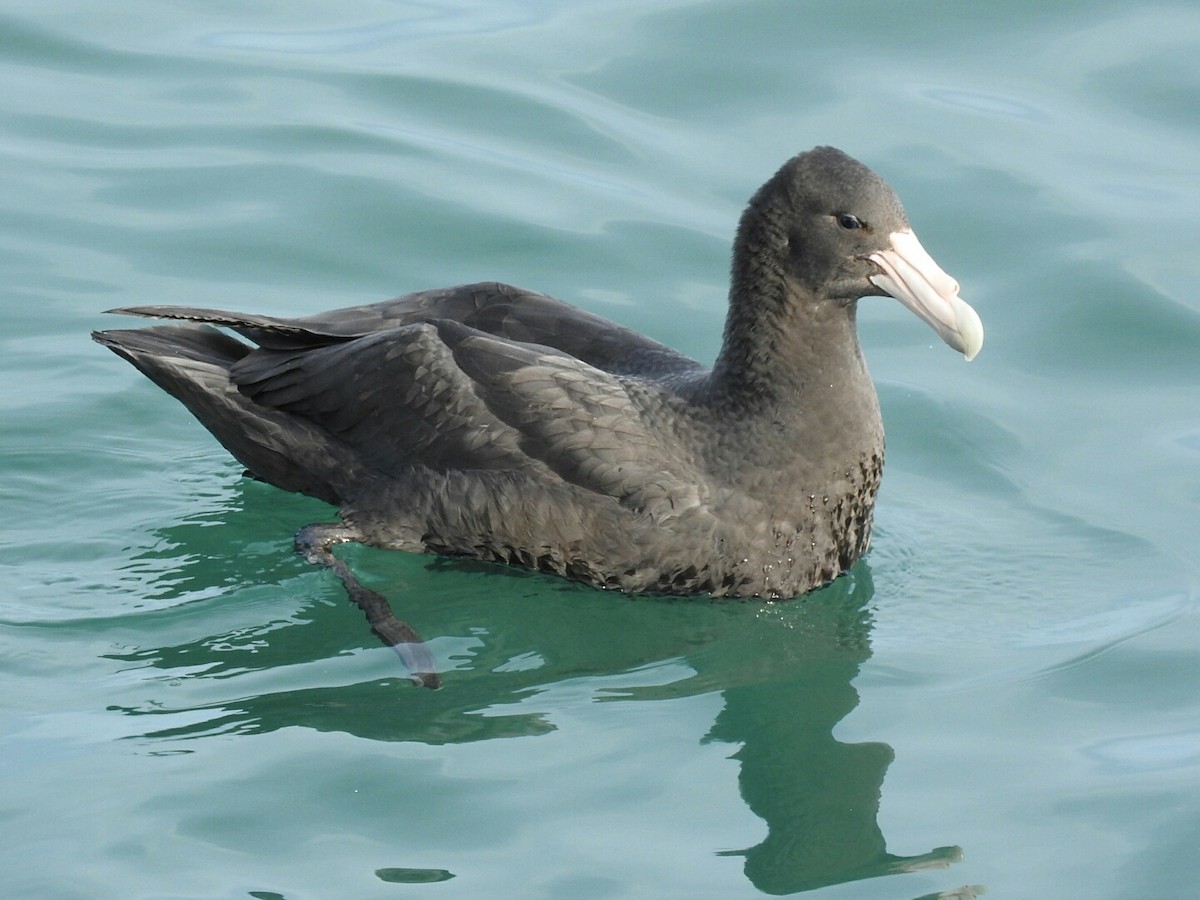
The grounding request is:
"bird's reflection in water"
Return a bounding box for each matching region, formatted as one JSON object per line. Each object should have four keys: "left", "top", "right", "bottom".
{"left": 703, "top": 569, "right": 963, "bottom": 893}
{"left": 107, "top": 505, "right": 964, "bottom": 895}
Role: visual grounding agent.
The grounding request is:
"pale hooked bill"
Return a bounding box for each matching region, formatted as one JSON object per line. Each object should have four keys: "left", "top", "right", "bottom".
{"left": 869, "top": 230, "right": 984, "bottom": 361}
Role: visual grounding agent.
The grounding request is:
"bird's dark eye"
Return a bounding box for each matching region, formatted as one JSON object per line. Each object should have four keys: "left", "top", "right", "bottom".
{"left": 837, "top": 213, "right": 863, "bottom": 230}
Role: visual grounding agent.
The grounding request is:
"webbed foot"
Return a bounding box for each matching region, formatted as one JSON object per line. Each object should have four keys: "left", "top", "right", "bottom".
{"left": 296, "top": 523, "right": 440, "bottom": 689}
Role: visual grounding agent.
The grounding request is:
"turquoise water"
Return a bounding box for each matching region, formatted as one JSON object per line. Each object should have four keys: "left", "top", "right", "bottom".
{"left": 4, "top": 1, "right": 1199, "bottom": 897}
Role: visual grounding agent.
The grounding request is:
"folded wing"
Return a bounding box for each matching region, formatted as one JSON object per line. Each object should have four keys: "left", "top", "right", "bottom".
{"left": 113, "top": 281, "right": 703, "bottom": 378}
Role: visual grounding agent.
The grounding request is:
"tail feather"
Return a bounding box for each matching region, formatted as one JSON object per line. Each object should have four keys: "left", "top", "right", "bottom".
{"left": 92, "top": 322, "right": 250, "bottom": 368}
{"left": 103, "top": 305, "right": 356, "bottom": 351}
{"left": 92, "top": 324, "right": 361, "bottom": 505}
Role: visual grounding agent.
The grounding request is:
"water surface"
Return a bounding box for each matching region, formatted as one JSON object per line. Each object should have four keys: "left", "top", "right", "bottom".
{"left": 3, "top": 2, "right": 1199, "bottom": 897}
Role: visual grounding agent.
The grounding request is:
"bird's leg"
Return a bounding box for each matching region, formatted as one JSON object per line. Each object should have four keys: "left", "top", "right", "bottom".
{"left": 295, "top": 522, "right": 441, "bottom": 689}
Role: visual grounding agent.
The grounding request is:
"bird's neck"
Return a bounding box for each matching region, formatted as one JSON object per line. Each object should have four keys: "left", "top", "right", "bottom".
{"left": 700, "top": 242, "right": 884, "bottom": 504}
{"left": 710, "top": 258, "right": 873, "bottom": 419}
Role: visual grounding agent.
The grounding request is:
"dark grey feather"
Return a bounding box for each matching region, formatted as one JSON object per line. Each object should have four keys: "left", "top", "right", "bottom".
{"left": 93, "top": 146, "right": 981, "bottom": 601}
